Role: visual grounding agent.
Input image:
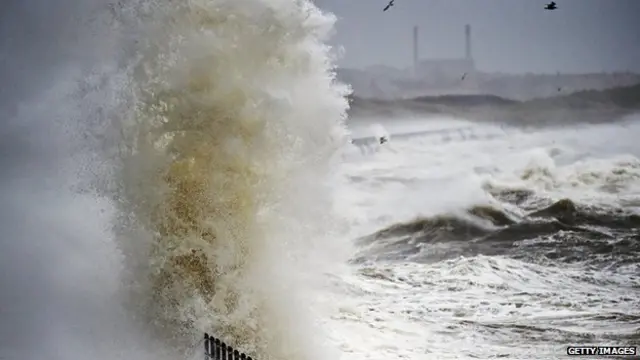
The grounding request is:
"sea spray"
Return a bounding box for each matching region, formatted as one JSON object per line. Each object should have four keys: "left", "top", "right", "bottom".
{"left": 94, "top": 0, "right": 350, "bottom": 359}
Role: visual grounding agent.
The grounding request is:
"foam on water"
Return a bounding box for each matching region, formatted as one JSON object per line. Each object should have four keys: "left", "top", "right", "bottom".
{"left": 341, "top": 118, "right": 640, "bottom": 232}
{"left": 325, "top": 116, "right": 640, "bottom": 359}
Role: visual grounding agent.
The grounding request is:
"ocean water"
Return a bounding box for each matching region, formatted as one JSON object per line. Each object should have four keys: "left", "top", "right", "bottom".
{"left": 0, "top": 0, "right": 638, "bottom": 360}
{"left": 326, "top": 119, "right": 640, "bottom": 359}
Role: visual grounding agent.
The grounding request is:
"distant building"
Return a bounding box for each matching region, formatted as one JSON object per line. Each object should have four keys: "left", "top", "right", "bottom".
{"left": 338, "top": 23, "right": 640, "bottom": 100}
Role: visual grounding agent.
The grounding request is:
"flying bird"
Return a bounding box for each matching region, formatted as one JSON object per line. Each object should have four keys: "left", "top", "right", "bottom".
{"left": 383, "top": 0, "right": 394, "bottom": 11}
{"left": 544, "top": 2, "right": 557, "bottom": 10}
{"left": 461, "top": 73, "right": 467, "bottom": 81}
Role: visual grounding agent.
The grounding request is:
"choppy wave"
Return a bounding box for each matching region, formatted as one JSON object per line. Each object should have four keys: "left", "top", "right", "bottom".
{"left": 354, "top": 156, "right": 640, "bottom": 267}
{"left": 338, "top": 124, "right": 640, "bottom": 357}
{"left": 81, "top": 0, "right": 349, "bottom": 358}
{"left": 348, "top": 129, "right": 640, "bottom": 269}
{"left": 355, "top": 198, "right": 640, "bottom": 267}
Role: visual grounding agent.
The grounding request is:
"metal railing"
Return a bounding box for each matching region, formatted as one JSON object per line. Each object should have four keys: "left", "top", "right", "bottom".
{"left": 204, "top": 333, "right": 254, "bottom": 360}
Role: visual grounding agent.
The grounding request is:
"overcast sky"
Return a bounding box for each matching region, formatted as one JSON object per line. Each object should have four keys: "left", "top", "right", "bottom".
{"left": 316, "top": 0, "right": 640, "bottom": 73}
{"left": 0, "top": 0, "right": 639, "bottom": 97}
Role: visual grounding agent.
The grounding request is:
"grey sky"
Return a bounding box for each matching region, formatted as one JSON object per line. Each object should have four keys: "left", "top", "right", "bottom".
{"left": 316, "top": 0, "right": 640, "bottom": 73}
{"left": 0, "top": 0, "right": 638, "bottom": 103}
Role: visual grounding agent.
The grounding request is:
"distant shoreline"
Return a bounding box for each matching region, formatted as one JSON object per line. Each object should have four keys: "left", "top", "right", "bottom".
{"left": 346, "top": 83, "right": 640, "bottom": 127}
{"left": 337, "top": 67, "right": 640, "bottom": 102}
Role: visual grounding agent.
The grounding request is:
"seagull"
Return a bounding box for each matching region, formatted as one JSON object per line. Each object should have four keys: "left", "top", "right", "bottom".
{"left": 544, "top": 2, "right": 557, "bottom": 10}
{"left": 383, "top": 0, "right": 394, "bottom": 12}
{"left": 461, "top": 73, "right": 467, "bottom": 81}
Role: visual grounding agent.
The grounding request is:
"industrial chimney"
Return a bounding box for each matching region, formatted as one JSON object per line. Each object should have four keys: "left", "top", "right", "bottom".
{"left": 465, "top": 24, "right": 472, "bottom": 60}
{"left": 413, "top": 25, "right": 419, "bottom": 76}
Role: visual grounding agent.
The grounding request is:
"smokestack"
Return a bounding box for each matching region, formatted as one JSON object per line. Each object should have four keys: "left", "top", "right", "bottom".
{"left": 413, "top": 25, "right": 418, "bottom": 76}
{"left": 465, "top": 24, "right": 472, "bottom": 60}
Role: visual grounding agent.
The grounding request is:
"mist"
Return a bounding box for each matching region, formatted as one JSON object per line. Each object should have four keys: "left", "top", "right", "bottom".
{"left": 0, "top": 1, "right": 154, "bottom": 359}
